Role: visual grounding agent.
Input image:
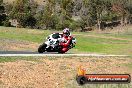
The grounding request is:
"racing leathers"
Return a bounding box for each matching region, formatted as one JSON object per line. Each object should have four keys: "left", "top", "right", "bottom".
{"left": 60, "top": 35, "right": 72, "bottom": 53}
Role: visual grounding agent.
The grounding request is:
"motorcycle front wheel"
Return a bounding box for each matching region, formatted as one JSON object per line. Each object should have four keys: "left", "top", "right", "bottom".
{"left": 38, "top": 43, "right": 47, "bottom": 53}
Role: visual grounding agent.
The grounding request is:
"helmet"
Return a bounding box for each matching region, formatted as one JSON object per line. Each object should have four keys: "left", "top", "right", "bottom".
{"left": 63, "top": 28, "right": 70, "bottom": 36}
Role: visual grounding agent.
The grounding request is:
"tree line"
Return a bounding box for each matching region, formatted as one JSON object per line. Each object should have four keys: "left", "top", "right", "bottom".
{"left": 0, "top": 0, "right": 132, "bottom": 31}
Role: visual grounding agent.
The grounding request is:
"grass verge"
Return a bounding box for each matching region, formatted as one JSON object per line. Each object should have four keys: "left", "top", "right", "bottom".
{"left": 0, "top": 26, "right": 132, "bottom": 55}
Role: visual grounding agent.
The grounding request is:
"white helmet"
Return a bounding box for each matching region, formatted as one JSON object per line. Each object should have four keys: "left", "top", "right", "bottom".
{"left": 63, "top": 28, "right": 71, "bottom": 36}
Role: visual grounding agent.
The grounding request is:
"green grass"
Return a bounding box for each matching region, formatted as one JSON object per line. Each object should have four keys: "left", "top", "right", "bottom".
{"left": 76, "top": 36, "right": 132, "bottom": 54}
{"left": 0, "top": 26, "right": 51, "bottom": 43}
{"left": 0, "top": 26, "right": 132, "bottom": 55}
{"left": 0, "top": 57, "right": 18, "bottom": 62}
{"left": 0, "top": 56, "right": 42, "bottom": 63}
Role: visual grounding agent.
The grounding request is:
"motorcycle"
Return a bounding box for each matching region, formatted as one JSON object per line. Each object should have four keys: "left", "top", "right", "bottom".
{"left": 38, "top": 33, "right": 76, "bottom": 54}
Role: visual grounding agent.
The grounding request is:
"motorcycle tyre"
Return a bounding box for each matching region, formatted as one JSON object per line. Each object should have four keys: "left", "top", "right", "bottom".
{"left": 38, "top": 43, "right": 47, "bottom": 53}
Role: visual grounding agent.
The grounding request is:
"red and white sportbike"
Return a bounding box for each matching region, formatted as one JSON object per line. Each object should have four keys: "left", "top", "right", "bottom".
{"left": 38, "top": 33, "right": 76, "bottom": 53}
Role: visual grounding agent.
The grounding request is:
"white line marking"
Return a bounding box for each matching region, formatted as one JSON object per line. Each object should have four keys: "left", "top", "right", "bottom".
{"left": 0, "top": 54, "right": 129, "bottom": 57}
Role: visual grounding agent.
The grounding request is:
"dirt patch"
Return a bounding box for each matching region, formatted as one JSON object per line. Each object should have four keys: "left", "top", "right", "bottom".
{"left": 0, "top": 39, "right": 39, "bottom": 51}
{"left": 0, "top": 57, "right": 131, "bottom": 88}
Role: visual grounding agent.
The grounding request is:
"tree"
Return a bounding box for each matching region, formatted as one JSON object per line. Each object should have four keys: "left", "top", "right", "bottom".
{"left": 80, "top": 0, "right": 106, "bottom": 30}
{"left": 9, "top": 0, "right": 37, "bottom": 28}
{"left": 80, "top": 0, "right": 124, "bottom": 30}
{"left": 0, "top": 0, "right": 4, "bottom": 14}
{"left": 0, "top": 0, "right": 7, "bottom": 26}
{"left": 35, "top": 0, "right": 58, "bottom": 29}
{"left": 35, "top": 0, "right": 75, "bottom": 30}
{"left": 59, "top": 0, "right": 75, "bottom": 28}
{"left": 55, "top": 0, "right": 76, "bottom": 30}
{"left": 0, "top": 0, "right": 3, "bottom": 4}
{"left": 110, "top": 0, "right": 132, "bottom": 25}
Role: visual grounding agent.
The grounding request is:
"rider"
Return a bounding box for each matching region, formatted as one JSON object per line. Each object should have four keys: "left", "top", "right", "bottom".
{"left": 60, "top": 28, "right": 73, "bottom": 53}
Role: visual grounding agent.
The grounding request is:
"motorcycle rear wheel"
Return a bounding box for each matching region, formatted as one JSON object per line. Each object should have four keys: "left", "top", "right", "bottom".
{"left": 58, "top": 51, "right": 65, "bottom": 54}
{"left": 57, "top": 46, "right": 65, "bottom": 54}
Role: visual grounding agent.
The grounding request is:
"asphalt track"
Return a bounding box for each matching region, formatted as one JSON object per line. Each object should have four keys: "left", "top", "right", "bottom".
{"left": 0, "top": 51, "right": 129, "bottom": 57}
{"left": 0, "top": 51, "right": 53, "bottom": 54}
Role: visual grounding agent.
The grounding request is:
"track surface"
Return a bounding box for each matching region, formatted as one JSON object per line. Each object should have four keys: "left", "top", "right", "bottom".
{"left": 0, "top": 51, "right": 58, "bottom": 54}
{"left": 0, "top": 51, "right": 129, "bottom": 57}
{"left": 0, "top": 51, "right": 38, "bottom": 54}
